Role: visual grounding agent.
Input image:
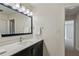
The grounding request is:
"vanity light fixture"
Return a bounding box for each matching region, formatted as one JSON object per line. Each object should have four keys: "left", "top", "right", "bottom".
{"left": 27, "top": 12, "right": 33, "bottom": 16}
{"left": 23, "top": 9, "right": 30, "bottom": 15}
{"left": 2, "top": 3, "right": 33, "bottom": 16}
{"left": 18, "top": 8, "right": 23, "bottom": 12}
{"left": 26, "top": 9, "right": 30, "bottom": 14}
{"left": 21, "top": 6, "right": 26, "bottom": 12}
{"left": 23, "top": 10, "right": 27, "bottom": 14}
{"left": 18, "top": 6, "right": 26, "bottom": 12}
{"left": 27, "top": 9, "right": 30, "bottom": 14}
{"left": 12, "top": 3, "right": 20, "bottom": 9}
{"left": 15, "top": 3, "right": 20, "bottom": 9}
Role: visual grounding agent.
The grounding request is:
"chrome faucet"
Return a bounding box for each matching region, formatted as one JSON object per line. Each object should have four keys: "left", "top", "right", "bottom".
{"left": 19, "top": 37, "right": 26, "bottom": 42}
{"left": 19, "top": 37, "right": 23, "bottom": 42}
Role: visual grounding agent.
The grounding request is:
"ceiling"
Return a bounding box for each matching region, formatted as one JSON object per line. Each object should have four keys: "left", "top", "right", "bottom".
{"left": 30, "top": 3, "right": 79, "bottom": 15}
{"left": 30, "top": 3, "right": 79, "bottom": 8}
{"left": 64, "top": 3, "right": 79, "bottom": 15}
{"left": 0, "top": 3, "right": 79, "bottom": 16}
{"left": 0, "top": 3, "right": 33, "bottom": 16}
{"left": 61, "top": 3, "right": 79, "bottom": 8}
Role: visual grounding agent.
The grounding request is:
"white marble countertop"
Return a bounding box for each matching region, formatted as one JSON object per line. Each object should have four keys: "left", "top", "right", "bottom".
{"left": 0, "top": 38, "right": 43, "bottom": 56}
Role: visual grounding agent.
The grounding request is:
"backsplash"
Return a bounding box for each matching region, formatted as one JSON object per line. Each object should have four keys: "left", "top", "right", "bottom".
{"left": 0, "top": 35, "right": 33, "bottom": 46}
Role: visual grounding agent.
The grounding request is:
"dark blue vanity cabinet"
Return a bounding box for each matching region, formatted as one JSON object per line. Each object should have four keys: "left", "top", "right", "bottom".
{"left": 12, "top": 40, "right": 43, "bottom": 56}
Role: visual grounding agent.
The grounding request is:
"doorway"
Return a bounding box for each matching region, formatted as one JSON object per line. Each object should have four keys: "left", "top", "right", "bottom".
{"left": 65, "top": 20, "right": 79, "bottom": 56}
{"left": 9, "top": 19, "right": 15, "bottom": 34}
{"left": 65, "top": 20, "right": 74, "bottom": 50}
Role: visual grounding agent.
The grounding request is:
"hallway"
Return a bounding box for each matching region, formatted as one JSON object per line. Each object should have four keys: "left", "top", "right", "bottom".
{"left": 65, "top": 48, "right": 79, "bottom": 56}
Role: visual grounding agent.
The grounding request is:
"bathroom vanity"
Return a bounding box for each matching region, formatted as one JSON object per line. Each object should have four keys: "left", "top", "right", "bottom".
{"left": 13, "top": 40, "right": 43, "bottom": 56}
{"left": 0, "top": 4, "right": 43, "bottom": 56}
{"left": 0, "top": 39, "right": 43, "bottom": 56}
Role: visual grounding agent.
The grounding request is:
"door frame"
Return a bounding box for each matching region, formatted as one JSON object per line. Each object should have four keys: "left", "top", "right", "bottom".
{"left": 65, "top": 20, "right": 75, "bottom": 49}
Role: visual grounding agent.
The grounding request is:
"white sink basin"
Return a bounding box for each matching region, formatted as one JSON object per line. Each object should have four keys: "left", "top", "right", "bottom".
{"left": 17, "top": 40, "right": 33, "bottom": 46}
{"left": 0, "top": 38, "right": 42, "bottom": 56}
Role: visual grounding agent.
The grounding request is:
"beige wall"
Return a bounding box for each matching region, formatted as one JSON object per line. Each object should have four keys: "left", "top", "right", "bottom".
{"left": 0, "top": 12, "right": 9, "bottom": 34}
{"left": 33, "top": 4, "right": 65, "bottom": 56}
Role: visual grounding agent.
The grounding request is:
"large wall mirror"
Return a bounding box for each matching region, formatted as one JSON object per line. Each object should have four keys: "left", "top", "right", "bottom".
{"left": 0, "top": 4, "right": 33, "bottom": 37}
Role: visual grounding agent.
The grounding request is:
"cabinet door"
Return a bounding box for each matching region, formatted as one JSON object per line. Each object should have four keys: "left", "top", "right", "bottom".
{"left": 38, "top": 41, "right": 43, "bottom": 56}
{"left": 32, "top": 41, "right": 43, "bottom": 56}
{"left": 20, "top": 47, "right": 33, "bottom": 56}
{"left": 32, "top": 45, "right": 39, "bottom": 56}
{"left": 13, "top": 47, "right": 33, "bottom": 56}
{"left": 12, "top": 40, "right": 43, "bottom": 56}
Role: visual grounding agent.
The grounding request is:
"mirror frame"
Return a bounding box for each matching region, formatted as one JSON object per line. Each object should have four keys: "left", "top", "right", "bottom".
{"left": 0, "top": 3, "right": 33, "bottom": 37}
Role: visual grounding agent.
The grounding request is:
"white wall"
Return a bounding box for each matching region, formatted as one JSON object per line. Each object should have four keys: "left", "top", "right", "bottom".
{"left": 33, "top": 4, "right": 65, "bottom": 56}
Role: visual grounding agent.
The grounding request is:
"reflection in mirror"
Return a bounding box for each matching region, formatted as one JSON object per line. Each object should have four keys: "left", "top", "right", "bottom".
{"left": 0, "top": 4, "right": 32, "bottom": 37}
{"left": 9, "top": 19, "right": 15, "bottom": 34}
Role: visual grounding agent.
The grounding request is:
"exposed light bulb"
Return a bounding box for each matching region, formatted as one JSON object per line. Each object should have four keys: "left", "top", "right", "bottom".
{"left": 26, "top": 9, "right": 30, "bottom": 14}
{"left": 23, "top": 10, "right": 27, "bottom": 14}
{"left": 21, "top": 6, "right": 25, "bottom": 11}
{"left": 23, "top": 9, "right": 30, "bottom": 15}
{"left": 18, "top": 6, "right": 26, "bottom": 12}
{"left": 18, "top": 8, "right": 23, "bottom": 12}
{"left": 12, "top": 6, "right": 16, "bottom": 9}
{"left": 27, "top": 12, "right": 33, "bottom": 16}
{"left": 16, "top": 4, "right": 20, "bottom": 8}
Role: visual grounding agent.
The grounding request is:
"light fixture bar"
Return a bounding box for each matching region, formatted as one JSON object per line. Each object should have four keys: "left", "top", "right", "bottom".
{"left": 2, "top": 3, "right": 33, "bottom": 16}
